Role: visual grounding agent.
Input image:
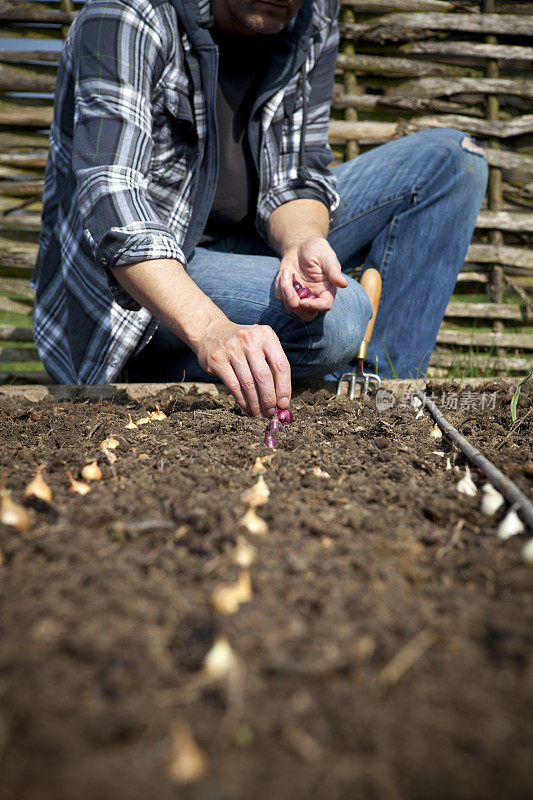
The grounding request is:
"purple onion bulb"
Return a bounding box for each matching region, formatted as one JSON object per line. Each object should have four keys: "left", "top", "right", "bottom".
{"left": 264, "top": 431, "right": 278, "bottom": 448}
{"left": 276, "top": 408, "right": 293, "bottom": 424}
{"left": 267, "top": 415, "right": 282, "bottom": 434}
{"left": 292, "top": 275, "right": 317, "bottom": 300}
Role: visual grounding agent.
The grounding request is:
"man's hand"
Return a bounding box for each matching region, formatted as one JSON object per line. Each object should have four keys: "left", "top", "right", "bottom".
{"left": 111, "top": 258, "right": 290, "bottom": 418}
{"left": 196, "top": 318, "right": 291, "bottom": 417}
{"left": 275, "top": 236, "right": 348, "bottom": 322}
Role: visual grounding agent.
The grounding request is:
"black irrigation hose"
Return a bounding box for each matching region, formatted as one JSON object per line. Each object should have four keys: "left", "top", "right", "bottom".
{"left": 414, "top": 391, "right": 533, "bottom": 532}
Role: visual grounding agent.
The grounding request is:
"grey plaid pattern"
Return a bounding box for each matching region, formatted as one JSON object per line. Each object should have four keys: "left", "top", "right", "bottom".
{"left": 33, "top": 0, "right": 341, "bottom": 384}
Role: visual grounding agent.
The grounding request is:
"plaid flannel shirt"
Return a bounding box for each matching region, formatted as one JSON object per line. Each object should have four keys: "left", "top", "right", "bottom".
{"left": 33, "top": 0, "right": 342, "bottom": 384}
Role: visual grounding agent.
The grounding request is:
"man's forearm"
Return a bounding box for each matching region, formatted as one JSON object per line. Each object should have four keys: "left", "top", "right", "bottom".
{"left": 110, "top": 257, "right": 292, "bottom": 418}
{"left": 267, "top": 198, "right": 330, "bottom": 255}
{"left": 110, "top": 258, "right": 227, "bottom": 352}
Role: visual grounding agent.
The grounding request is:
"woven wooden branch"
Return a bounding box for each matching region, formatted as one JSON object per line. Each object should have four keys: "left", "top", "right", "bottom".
{"left": 0, "top": 297, "right": 32, "bottom": 316}
{"left": 0, "top": 245, "right": 36, "bottom": 271}
{"left": 337, "top": 52, "right": 481, "bottom": 77}
{"left": 436, "top": 330, "right": 533, "bottom": 349}
{"left": 502, "top": 274, "right": 533, "bottom": 313}
{"left": 341, "top": 0, "right": 453, "bottom": 10}
{"left": 0, "top": 179, "right": 44, "bottom": 196}
{"left": 429, "top": 351, "right": 532, "bottom": 372}
{"left": 466, "top": 244, "right": 533, "bottom": 270}
{"left": 0, "top": 50, "right": 60, "bottom": 63}
{"left": 0, "top": 346, "right": 40, "bottom": 362}
{"left": 392, "top": 77, "right": 533, "bottom": 98}
{"left": 414, "top": 114, "right": 533, "bottom": 137}
{"left": 0, "top": 132, "right": 50, "bottom": 150}
{"left": 0, "top": 166, "right": 44, "bottom": 180}
{"left": 0, "top": 63, "right": 56, "bottom": 93}
{"left": 444, "top": 302, "right": 533, "bottom": 321}
{"left": 0, "top": 2, "right": 75, "bottom": 24}
{"left": 0, "top": 324, "right": 34, "bottom": 342}
{"left": 332, "top": 92, "right": 484, "bottom": 116}
{"left": 0, "top": 154, "right": 47, "bottom": 169}
{"left": 329, "top": 115, "right": 533, "bottom": 141}
{"left": 475, "top": 212, "right": 533, "bottom": 232}
{"left": 0, "top": 277, "right": 35, "bottom": 299}
{"left": 0, "top": 217, "right": 42, "bottom": 235}
{"left": 483, "top": 149, "right": 533, "bottom": 174}
{"left": 402, "top": 42, "right": 533, "bottom": 61}
{"left": 340, "top": 13, "right": 533, "bottom": 40}
{"left": 0, "top": 104, "right": 53, "bottom": 127}
{"left": 0, "top": 26, "right": 62, "bottom": 40}
{"left": 456, "top": 272, "right": 489, "bottom": 284}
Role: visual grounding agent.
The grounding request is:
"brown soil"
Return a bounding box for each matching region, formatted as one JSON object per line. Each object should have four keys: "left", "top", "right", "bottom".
{"left": 0, "top": 381, "right": 532, "bottom": 800}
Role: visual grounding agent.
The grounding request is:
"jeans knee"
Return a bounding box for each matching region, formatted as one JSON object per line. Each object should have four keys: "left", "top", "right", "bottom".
{"left": 459, "top": 134, "right": 489, "bottom": 201}
{"left": 436, "top": 128, "right": 488, "bottom": 198}
{"left": 413, "top": 128, "right": 488, "bottom": 216}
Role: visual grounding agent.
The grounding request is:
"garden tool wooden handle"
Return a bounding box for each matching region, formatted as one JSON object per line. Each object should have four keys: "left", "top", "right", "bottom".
{"left": 357, "top": 268, "right": 382, "bottom": 362}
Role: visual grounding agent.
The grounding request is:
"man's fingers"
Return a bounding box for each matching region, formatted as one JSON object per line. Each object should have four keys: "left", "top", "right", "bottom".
{"left": 230, "top": 356, "right": 264, "bottom": 417}
{"left": 245, "top": 352, "right": 278, "bottom": 417}
{"left": 215, "top": 363, "right": 250, "bottom": 415}
{"left": 300, "top": 290, "right": 335, "bottom": 311}
{"left": 279, "top": 269, "right": 299, "bottom": 311}
{"left": 264, "top": 338, "right": 291, "bottom": 408}
{"left": 321, "top": 251, "right": 348, "bottom": 288}
{"left": 274, "top": 274, "right": 283, "bottom": 302}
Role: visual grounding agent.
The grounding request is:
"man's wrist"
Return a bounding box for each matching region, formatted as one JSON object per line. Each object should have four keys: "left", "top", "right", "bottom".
{"left": 186, "top": 308, "right": 230, "bottom": 355}
{"left": 267, "top": 198, "right": 330, "bottom": 256}
{"left": 279, "top": 234, "right": 328, "bottom": 258}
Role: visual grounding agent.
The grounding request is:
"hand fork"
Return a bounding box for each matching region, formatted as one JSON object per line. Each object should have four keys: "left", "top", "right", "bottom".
{"left": 337, "top": 268, "right": 382, "bottom": 400}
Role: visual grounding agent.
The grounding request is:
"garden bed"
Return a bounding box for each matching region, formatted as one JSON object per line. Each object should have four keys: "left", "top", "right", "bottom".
{"left": 0, "top": 380, "right": 532, "bottom": 800}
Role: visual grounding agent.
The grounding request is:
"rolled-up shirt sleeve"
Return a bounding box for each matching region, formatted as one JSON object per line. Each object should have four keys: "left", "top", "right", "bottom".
{"left": 71, "top": 0, "right": 186, "bottom": 295}
{"left": 257, "top": 14, "right": 343, "bottom": 238}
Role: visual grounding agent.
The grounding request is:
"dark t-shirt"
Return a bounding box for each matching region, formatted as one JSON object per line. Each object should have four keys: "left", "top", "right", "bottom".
{"left": 201, "top": 33, "right": 267, "bottom": 243}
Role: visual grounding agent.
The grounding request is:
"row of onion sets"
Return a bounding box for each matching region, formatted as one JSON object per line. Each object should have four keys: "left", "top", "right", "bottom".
{"left": 0, "top": 407, "right": 170, "bottom": 533}
{"left": 0, "top": 399, "right": 294, "bottom": 535}
{"left": 264, "top": 406, "right": 293, "bottom": 448}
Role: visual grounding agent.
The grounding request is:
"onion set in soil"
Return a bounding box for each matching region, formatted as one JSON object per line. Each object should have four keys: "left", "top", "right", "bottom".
{"left": 232, "top": 537, "right": 257, "bottom": 567}
{"left": 66, "top": 470, "right": 92, "bottom": 495}
{"left": 211, "top": 570, "right": 253, "bottom": 615}
{"left": 100, "top": 435, "right": 119, "bottom": 451}
{"left": 263, "top": 406, "right": 294, "bottom": 448}
{"left": 167, "top": 722, "right": 207, "bottom": 784}
{"left": 0, "top": 488, "right": 30, "bottom": 532}
{"left": 242, "top": 475, "right": 270, "bottom": 508}
{"left": 81, "top": 461, "right": 102, "bottom": 482}
{"left": 24, "top": 467, "right": 52, "bottom": 504}
{"left": 240, "top": 507, "right": 268, "bottom": 536}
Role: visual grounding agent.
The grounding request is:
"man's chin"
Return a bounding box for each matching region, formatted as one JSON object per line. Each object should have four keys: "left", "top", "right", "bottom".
{"left": 241, "top": 3, "right": 293, "bottom": 34}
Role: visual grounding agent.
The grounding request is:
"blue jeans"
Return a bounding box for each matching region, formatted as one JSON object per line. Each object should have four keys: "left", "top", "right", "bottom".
{"left": 126, "top": 128, "right": 488, "bottom": 381}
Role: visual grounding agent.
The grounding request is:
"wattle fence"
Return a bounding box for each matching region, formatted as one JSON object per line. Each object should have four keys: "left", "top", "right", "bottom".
{"left": 0, "top": 0, "right": 531, "bottom": 382}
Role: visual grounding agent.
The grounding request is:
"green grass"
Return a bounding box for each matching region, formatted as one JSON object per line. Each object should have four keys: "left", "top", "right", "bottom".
{"left": 438, "top": 351, "right": 515, "bottom": 379}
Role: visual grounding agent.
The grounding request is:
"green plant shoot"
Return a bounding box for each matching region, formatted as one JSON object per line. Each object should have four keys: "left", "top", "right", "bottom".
{"left": 511, "top": 370, "right": 533, "bottom": 422}
{"left": 380, "top": 338, "right": 399, "bottom": 379}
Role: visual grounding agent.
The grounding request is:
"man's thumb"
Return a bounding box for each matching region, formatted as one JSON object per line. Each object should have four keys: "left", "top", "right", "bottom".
{"left": 333, "top": 271, "right": 348, "bottom": 288}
